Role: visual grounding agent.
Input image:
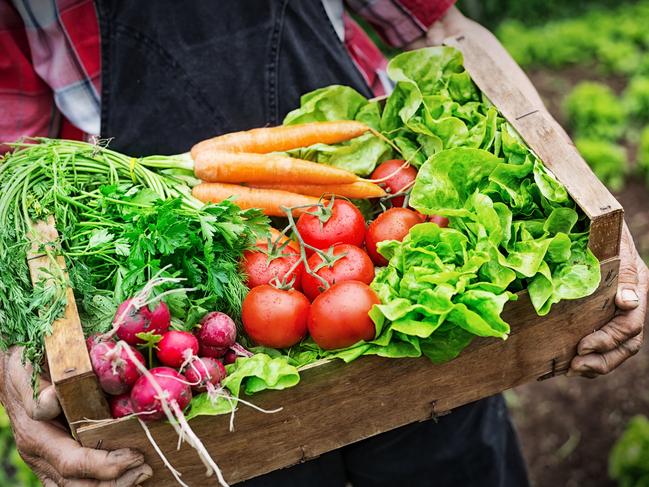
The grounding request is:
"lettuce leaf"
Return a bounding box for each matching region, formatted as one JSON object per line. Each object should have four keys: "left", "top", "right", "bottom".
{"left": 186, "top": 353, "right": 299, "bottom": 419}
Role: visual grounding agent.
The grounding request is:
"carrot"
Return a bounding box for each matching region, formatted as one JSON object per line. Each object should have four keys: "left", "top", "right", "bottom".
{"left": 193, "top": 150, "right": 360, "bottom": 185}
{"left": 250, "top": 181, "right": 386, "bottom": 199}
{"left": 255, "top": 227, "right": 300, "bottom": 252}
{"left": 190, "top": 121, "right": 370, "bottom": 158}
{"left": 192, "top": 182, "right": 322, "bottom": 217}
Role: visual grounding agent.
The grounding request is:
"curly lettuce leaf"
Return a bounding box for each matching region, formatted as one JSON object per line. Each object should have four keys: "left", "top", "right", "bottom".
{"left": 283, "top": 85, "right": 368, "bottom": 124}
{"left": 186, "top": 353, "right": 299, "bottom": 419}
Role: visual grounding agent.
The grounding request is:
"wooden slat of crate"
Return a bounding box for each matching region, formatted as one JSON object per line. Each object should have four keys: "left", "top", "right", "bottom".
{"left": 28, "top": 219, "right": 111, "bottom": 433}
{"left": 76, "top": 257, "right": 619, "bottom": 485}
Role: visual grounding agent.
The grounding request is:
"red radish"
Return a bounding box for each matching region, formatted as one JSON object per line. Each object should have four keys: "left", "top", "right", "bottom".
{"left": 242, "top": 243, "right": 303, "bottom": 290}
{"left": 156, "top": 330, "right": 199, "bottom": 368}
{"left": 85, "top": 333, "right": 103, "bottom": 351}
{"left": 89, "top": 341, "right": 145, "bottom": 395}
{"left": 184, "top": 357, "right": 227, "bottom": 392}
{"left": 195, "top": 312, "right": 237, "bottom": 358}
{"left": 110, "top": 393, "right": 134, "bottom": 418}
{"left": 371, "top": 159, "right": 417, "bottom": 207}
{"left": 223, "top": 349, "right": 237, "bottom": 365}
{"left": 114, "top": 299, "right": 171, "bottom": 345}
{"left": 301, "top": 244, "right": 374, "bottom": 301}
{"left": 365, "top": 208, "right": 424, "bottom": 266}
{"left": 130, "top": 367, "right": 192, "bottom": 422}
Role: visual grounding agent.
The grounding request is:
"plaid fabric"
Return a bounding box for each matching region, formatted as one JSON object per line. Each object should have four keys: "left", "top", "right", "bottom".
{"left": 345, "top": 0, "right": 456, "bottom": 46}
{"left": 0, "top": 0, "right": 454, "bottom": 150}
{"left": 0, "top": 0, "right": 99, "bottom": 149}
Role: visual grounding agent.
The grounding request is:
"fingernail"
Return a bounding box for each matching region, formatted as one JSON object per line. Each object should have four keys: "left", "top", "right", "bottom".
{"left": 622, "top": 288, "right": 639, "bottom": 303}
{"left": 566, "top": 369, "right": 576, "bottom": 377}
{"left": 137, "top": 465, "right": 153, "bottom": 483}
{"left": 137, "top": 472, "right": 152, "bottom": 483}
{"left": 576, "top": 365, "right": 594, "bottom": 375}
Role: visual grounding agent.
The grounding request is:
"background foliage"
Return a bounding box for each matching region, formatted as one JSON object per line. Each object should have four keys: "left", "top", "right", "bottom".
{"left": 0, "top": 406, "right": 38, "bottom": 486}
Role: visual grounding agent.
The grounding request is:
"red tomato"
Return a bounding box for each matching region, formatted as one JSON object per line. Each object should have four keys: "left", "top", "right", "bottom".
{"left": 242, "top": 285, "right": 310, "bottom": 348}
{"left": 242, "top": 244, "right": 303, "bottom": 290}
{"left": 301, "top": 244, "right": 375, "bottom": 301}
{"left": 296, "top": 200, "right": 365, "bottom": 251}
{"left": 428, "top": 214, "right": 449, "bottom": 227}
{"left": 371, "top": 159, "right": 418, "bottom": 208}
{"left": 308, "top": 281, "right": 380, "bottom": 350}
{"left": 365, "top": 208, "right": 423, "bottom": 266}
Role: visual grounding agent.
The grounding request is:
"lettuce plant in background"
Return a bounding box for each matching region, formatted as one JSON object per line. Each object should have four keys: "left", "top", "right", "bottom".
{"left": 639, "top": 126, "right": 649, "bottom": 185}
{"left": 574, "top": 138, "right": 628, "bottom": 192}
{"left": 624, "top": 77, "right": 649, "bottom": 124}
{"left": 562, "top": 83, "right": 628, "bottom": 191}
{"left": 563, "top": 82, "right": 626, "bottom": 141}
{"left": 496, "top": 1, "right": 649, "bottom": 72}
{"left": 609, "top": 415, "right": 649, "bottom": 487}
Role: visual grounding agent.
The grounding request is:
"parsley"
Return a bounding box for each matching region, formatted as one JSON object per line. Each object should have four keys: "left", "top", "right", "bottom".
{"left": 0, "top": 139, "right": 267, "bottom": 372}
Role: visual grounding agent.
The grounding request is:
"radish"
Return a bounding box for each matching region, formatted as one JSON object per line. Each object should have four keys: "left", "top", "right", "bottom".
{"left": 110, "top": 393, "right": 134, "bottom": 418}
{"left": 85, "top": 333, "right": 103, "bottom": 351}
{"left": 156, "top": 330, "right": 199, "bottom": 368}
{"left": 130, "top": 367, "right": 192, "bottom": 422}
{"left": 184, "top": 357, "right": 227, "bottom": 392}
{"left": 114, "top": 298, "right": 171, "bottom": 345}
{"left": 89, "top": 341, "right": 145, "bottom": 395}
{"left": 223, "top": 349, "right": 237, "bottom": 365}
{"left": 195, "top": 312, "right": 236, "bottom": 358}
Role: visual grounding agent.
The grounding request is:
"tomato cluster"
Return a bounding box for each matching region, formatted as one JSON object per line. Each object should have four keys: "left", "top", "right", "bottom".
{"left": 240, "top": 160, "right": 448, "bottom": 352}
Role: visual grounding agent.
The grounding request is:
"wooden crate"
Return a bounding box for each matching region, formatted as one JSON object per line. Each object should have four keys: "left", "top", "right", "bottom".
{"left": 32, "top": 34, "right": 623, "bottom": 485}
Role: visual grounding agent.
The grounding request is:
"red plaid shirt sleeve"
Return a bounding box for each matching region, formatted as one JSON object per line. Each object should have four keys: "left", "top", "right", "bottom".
{"left": 0, "top": 0, "right": 100, "bottom": 152}
{"left": 345, "top": 0, "right": 456, "bottom": 47}
{"left": 0, "top": 1, "right": 52, "bottom": 150}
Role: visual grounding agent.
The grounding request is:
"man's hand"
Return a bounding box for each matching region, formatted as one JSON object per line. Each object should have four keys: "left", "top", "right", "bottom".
{"left": 569, "top": 224, "right": 648, "bottom": 377}
{"left": 0, "top": 347, "right": 152, "bottom": 486}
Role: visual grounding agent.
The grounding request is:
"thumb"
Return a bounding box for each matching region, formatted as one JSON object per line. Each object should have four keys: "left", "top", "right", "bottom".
{"left": 8, "top": 349, "right": 62, "bottom": 421}
{"left": 616, "top": 226, "right": 641, "bottom": 311}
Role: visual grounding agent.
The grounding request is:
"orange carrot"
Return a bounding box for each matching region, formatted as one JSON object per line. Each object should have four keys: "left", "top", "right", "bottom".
{"left": 192, "top": 182, "right": 322, "bottom": 217}
{"left": 193, "top": 150, "right": 360, "bottom": 185}
{"left": 255, "top": 227, "right": 300, "bottom": 252}
{"left": 190, "top": 121, "right": 370, "bottom": 158}
{"left": 250, "top": 181, "right": 386, "bottom": 199}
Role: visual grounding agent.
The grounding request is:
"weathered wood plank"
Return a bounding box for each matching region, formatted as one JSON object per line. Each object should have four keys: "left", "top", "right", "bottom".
{"left": 77, "top": 258, "right": 619, "bottom": 486}
{"left": 28, "top": 220, "right": 111, "bottom": 430}
{"left": 444, "top": 34, "right": 623, "bottom": 261}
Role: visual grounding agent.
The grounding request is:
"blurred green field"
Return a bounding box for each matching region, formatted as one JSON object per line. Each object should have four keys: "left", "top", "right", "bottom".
{"left": 0, "top": 406, "right": 39, "bottom": 486}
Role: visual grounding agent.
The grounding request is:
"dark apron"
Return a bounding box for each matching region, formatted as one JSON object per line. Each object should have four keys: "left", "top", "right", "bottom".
{"left": 95, "top": 2, "right": 530, "bottom": 485}
{"left": 96, "top": 0, "right": 373, "bottom": 155}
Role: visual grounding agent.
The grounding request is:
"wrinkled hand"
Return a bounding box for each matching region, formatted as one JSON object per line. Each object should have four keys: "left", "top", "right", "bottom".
{"left": 570, "top": 224, "right": 648, "bottom": 377}
{"left": 0, "top": 347, "right": 152, "bottom": 486}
